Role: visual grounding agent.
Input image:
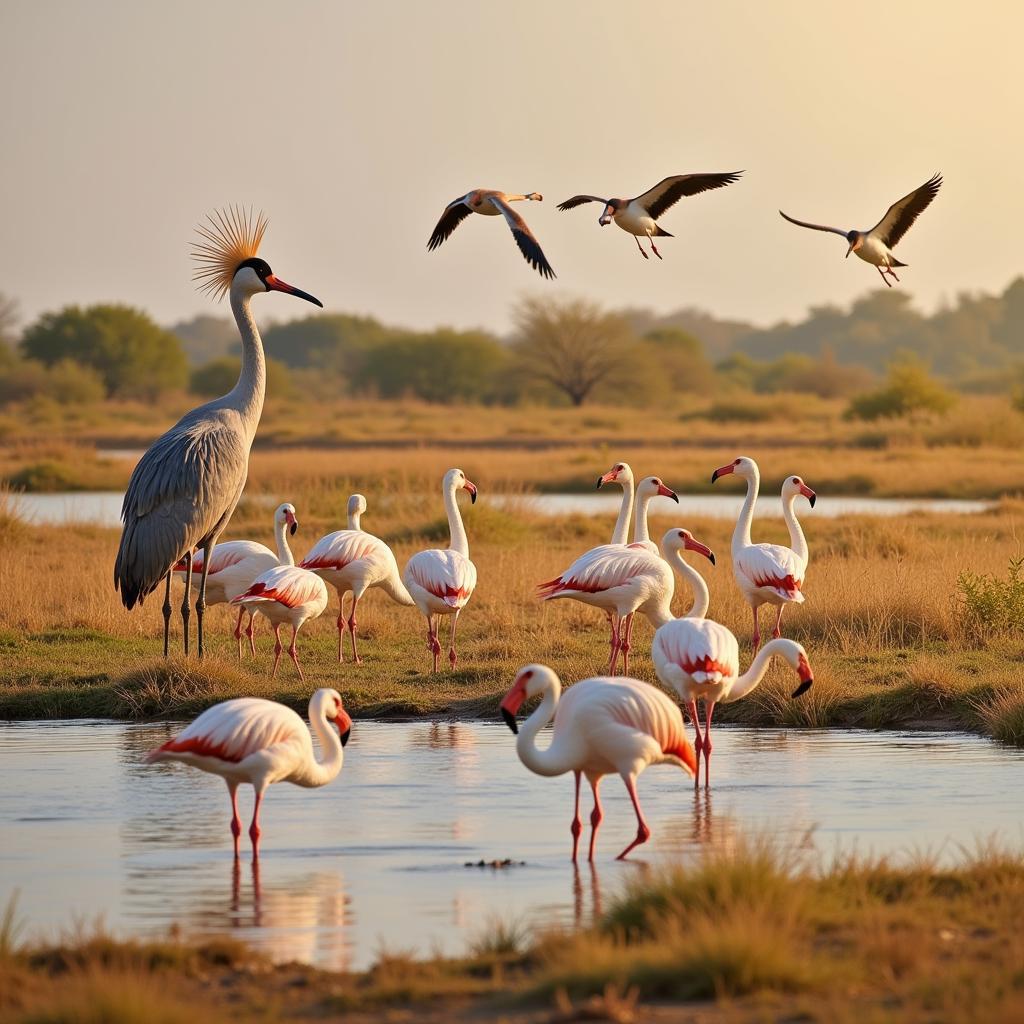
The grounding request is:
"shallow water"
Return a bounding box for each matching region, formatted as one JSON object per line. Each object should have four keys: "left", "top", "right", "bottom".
{"left": 10, "top": 490, "right": 992, "bottom": 529}
{"left": 2, "top": 720, "right": 1022, "bottom": 970}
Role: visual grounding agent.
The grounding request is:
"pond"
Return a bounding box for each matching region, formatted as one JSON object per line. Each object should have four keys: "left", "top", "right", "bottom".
{"left": 8, "top": 490, "right": 993, "bottom": 529}
{"left": 2, "top": 720, "right": 1022, "bottom": 970}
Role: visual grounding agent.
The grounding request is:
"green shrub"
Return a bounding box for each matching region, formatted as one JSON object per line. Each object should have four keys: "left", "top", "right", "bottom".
{"left": 846, "top": 360, "right": 956, "bottom": 421}
{"left": 957, "top": 557, "right": 1024, "bottom": 642}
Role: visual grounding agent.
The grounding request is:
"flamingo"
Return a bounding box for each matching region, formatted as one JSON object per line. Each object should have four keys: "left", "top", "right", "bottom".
{"left": 538, "top": 477, "right": 690, "bottom": 674}
{"left": 299, "top": 494, "right": 415, "bottom": 663}
{"left": 712, "top": 457, "right": 816, "bottom": 650}
{"left": 499, "top": 664, "right": 697, "bottom": 861}
{"left": 115, "top": 208, "right": 322, "bottom": 658}
{"left": 146, "top": 689, "right": 351, "bottom": 859}
{"left": 557, "top": 172, "right": 742, "bottom": 260}
{"left": 231, "top": 565, "right": 328, "bottom": 680}
{"left": 427, "top": 189, "right": 555, "bottom": 279}
{"left": 649, "top": 528, "right": 814, "bottom": 786}
{"left": 174, "top": 502, "right": 298, "bottom": 658}
{"left": 780, "top": 173, "right": 941, "bottom": 287}
{"left": 596, "top": 461, "right": 637, "bottom": 545}
{"left": 403, "top": 469, "right": 478, "bottom": 672}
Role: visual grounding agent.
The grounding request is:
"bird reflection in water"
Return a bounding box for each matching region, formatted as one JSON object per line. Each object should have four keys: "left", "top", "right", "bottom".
{"left": 408, "top": 723, "right": 476, "bottom": 750}
{"left": 571, "top": 862, "right": 606, "bottom": 927}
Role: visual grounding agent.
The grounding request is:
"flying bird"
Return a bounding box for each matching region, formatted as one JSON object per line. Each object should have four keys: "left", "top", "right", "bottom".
{"left": 500, "top": 664, "right": 697, "bottom": 861}
{"left": 779, "top": 173, "right": 942, "bottom": 286}
{"left": 147, "top": 689, "right": 351, "bottom": 859}
{"left": 427, "top": 189, "right": 555, "bottom": 279}
{"left": 557, "top": 172, "right": 742, "bottom": 260}
{"left": 114, "top": 208, "right": 322, "bottom": 658}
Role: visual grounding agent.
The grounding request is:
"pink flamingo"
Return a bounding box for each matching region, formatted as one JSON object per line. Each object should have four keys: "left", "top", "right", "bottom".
{"left": 173, "top": 502, "right": 299, "bottom": 658}
{"left": 648, "top": 529, "right": 814, "bottom": 786}
{"left": 500, "top": 664, "right": 697, "bottom": 861}
{"left": 403, "top": 469, "right": 478, "bottom": 671}
{"left": 147, "top": 689, "right": 351, "bottom": 859}
{"left": 539, "top": 474, "right": 679, "bottom": 667}
{"left": 300, "top": 493, "right": 415, "bottom": 663}
{"left": 231, "top": 565, "right": 328, "bottom": 679}
{"left": 712, "top": 457, "right": 816, "bottom": 649}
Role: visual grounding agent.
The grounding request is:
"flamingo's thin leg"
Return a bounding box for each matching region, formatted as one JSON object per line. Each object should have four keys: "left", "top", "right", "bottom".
{"left": 337, "top": 592, "right": 347, "bottom": 663}
{"left": 688, "top": 698, "right": 704, "bottom": 789}
{"left": 606, "top": 613, "right": 620, "bottom": 675}
{"left": 234, "top": 607, "right": 246, "bottom": 660}
{"left": 752, "top": 605, "right": 761, "bottom": 652}
{"left": 773, "top": 604, "right": 785, "bottom": 639}
{"left": 196, "top": 542, "right": 212, "bottom": 659}
{"left": 249, "top": 787, "right": 265, "bottom": 859}
{"left": 287, "top": 624, "right": 303, "bottom": 681}
{"left": 448, "top": 611, "right": 460, "bottom": 670}
{"left": 570, "top": 770, "right": 582, "bottom": 862}
{"left": 588, "top": 776, "right": 604, "bottom": 862}
{"left": 703, "top": 701, "right": 716, "bottom": 788}
{"left": 347, "top": 595, "right": 361, "bottom": 664}
{"left": 427, "top": 615, "right": 441, "bottom": 672}
{"left": 227, "top": 781, "right": 241, "bottom": 859}
{"left": 621, "top": 613, "right": 635, "bottom": 675}
{"left": 272, "top": 624, "right": 283, "bottom": 678}
{"left": 162, "top": 572, "right": 172, "bottom": 658}
{"left": 616, "top": 774, "right": 651, "bottom": 860}
{"left": 246, "top": 612, "right": 257, "bottom": 656}
{"left": 180, "top": 551, "right": 192, "bottom": 656}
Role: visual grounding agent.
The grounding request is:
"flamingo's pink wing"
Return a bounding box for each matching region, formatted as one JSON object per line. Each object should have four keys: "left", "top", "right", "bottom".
{"left": 735, "top": 544, "right": 805, "bottom": 601}
{"left": 300, "top": 531, "right": 387, "bottom": 572}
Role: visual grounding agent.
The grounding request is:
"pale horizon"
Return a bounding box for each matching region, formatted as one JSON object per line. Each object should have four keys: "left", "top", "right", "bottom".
{"left": 2, "top": 1, "right": 1020, "bottom": 336}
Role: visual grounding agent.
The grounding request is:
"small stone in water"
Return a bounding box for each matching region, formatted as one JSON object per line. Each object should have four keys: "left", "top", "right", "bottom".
{"left": 463, "top": 857, "right": 525, "bottom": 869}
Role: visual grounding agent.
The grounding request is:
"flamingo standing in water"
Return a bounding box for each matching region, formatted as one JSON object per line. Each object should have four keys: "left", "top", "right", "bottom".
{"left": 174, "top": 502, "right": 299, "bottom": 658}
{"left": 231, "top": 564, "right": 328, "bottom": 680}
{"left": 712, "top": 457, "right": 816, "bottom": 650}
{"left": 300, "top": 494, "right": 415, "bottom": 663}
{"left": 500, "top": 664, "right": 697, "bottom": 861}
{"left": 403, "top": 469, "right": 478, "bottom": 671}
{"left": 649, "top": 529, "right": 814, "bottom": 786}
{"left": 147, "top": 689, "right": 352, "bottom": 859}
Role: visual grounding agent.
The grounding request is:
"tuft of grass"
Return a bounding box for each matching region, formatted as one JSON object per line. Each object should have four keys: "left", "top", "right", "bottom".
{"left": 958, "top": 557, "right": 1024, "bottom": 643}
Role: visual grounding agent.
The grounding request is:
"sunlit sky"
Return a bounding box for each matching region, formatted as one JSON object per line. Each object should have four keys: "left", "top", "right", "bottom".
{"left": 2, "top": 2, "right": 1020, "bottom": 335}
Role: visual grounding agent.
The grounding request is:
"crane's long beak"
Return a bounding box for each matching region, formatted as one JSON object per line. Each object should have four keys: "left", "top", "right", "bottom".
{"left": 845, "top": 245, "right": 854, "bottom": 259}
{"left": 266, "top": 274, "right": 323, "bottom": 308}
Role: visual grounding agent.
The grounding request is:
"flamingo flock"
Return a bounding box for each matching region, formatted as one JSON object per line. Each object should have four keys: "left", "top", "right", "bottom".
{"left": 126, "top": 207, "right": 827, "bottom": 862}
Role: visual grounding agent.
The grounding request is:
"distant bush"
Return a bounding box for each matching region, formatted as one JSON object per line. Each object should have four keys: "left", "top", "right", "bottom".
{"left": 846, "top": 360, "right": 956, "bottom": 421}
{"left": 957, "top": 558, "right": 1024, "bottom": 643}
{"left": 0, "top": 357, "right": 105, "bottom": 406}
{"left": 190, "top": 356, "right": 294, "bottom": 398}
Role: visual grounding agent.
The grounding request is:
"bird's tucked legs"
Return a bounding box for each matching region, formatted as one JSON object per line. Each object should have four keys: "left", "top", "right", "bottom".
{"left": 887, "top": 266, "right": 900, "bottom": 283}
{"left": 752, "top": 606, "right": 761, "bottom": 652}
{"left": 227, "top": 782, "right": 241, "bottom": 859}
{"left": 180, "top": 552, "right": 192, "bottom": 656}
{"left": 620, "top": 614, "right": 635, "bottom": 675}
{"left": 426, "top": 616, "right": 442, "bottom": 672}
{"left": 448, "top": 611, "right": 461, "bottom": 669}
{"left": 271, "top": 624, "right": 284, "bottom": 678}
{"left": 648, "top": 235, "right": 662, "bottom": 260}
{"left": 703, "top": 701, "right": 716, "bottom": 788}
{"left": 347, "top": 596, "right": 361, "bottom": 664}
{"left": 616, "top": 774, "right": 650, "bottom": 860}
{"left": 288, "top": 625, "right": 303, "bottom": 681}
{"left": 773, "top": 605, "right": 785, "bottom": 640}
{"left": 570, "top": 770, "right": 583, "bottom": 862}
{"left": 877, "top": 265, "right": 893, "bottom": 288}
{"left": 633, "top": 234, "right": 649, "bottom": 260}
{"left": 195, "top": 545, "right": 211, "bottom": 660}
{"left": 588, "top": 777, "right": 604, "bottom": 862}
{"left": 688, "top": 699, "right": 704, "bottom": 789}
{"left": 249, "top": 789, "right": 264, "bottom": 860}
{"left": 162, "top": 572, "right": 172, "bottom": 658}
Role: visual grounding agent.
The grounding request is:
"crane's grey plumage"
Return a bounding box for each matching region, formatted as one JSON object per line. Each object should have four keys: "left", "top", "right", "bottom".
{"left": 114, "top": 209, "right": 322, "bottom": 657}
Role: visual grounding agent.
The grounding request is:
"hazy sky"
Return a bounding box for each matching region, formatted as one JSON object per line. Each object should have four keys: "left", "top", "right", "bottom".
{"left": 2, "top": 2, "right": 1021, "bottom": 336}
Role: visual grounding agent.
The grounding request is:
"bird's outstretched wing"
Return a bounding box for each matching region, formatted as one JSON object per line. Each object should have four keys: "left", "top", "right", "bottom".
{"left": 427, "top": 195, "right": 473, "bottom": 251}
{"left": 487, "top": 196, "right": 556, "bottom": 279}
{"left": 115, "top": 420, "right": 248, "bottom": 608}
{"left": 869, "top": 173, "right": 942, "bottom": 249}
{"left": 778, "top": 210, "right": 849, "bottom": 238}
{"left": 635, "top": 172, "right": 742, "bottom": 220}
{"left": 556, "top": 195, "right": 608, "bottom": 212}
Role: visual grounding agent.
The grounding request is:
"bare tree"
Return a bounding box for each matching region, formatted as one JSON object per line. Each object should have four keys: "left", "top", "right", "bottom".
{"left": 512, "top": 295, "right": 632, "bottom": 406}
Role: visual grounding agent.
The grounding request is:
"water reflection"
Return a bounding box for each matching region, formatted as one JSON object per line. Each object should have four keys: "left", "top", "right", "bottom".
{"left": 2, "top": 720, "right": 1023, "bottom": 969}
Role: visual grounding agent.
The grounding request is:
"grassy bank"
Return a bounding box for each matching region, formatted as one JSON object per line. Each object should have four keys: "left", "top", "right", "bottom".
{"left": 4, "top": 842, "right": 1024, "bottom": 1022}
{"left": 2, "top": 485, "right": 1023, "bottom": 742}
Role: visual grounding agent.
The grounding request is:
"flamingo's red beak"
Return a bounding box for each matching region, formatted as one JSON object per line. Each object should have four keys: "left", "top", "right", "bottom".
{"left": 685, "top": 536, "right": 716, "bottom": 566}
{"left": 265, "top": 273, "right": 323, "bottom": 308}
{"left": 711, "top": 463, "right": 735, "bottom": 484}
{"left": 799, "top": 483, "right": 817, "bottom": 508}
{"left": 657, "top": 483, "right": 679, "bottom": 502}
{"left": 334, "top": 708, "right": 353, "bottom": 746}
{"left": 792, "top": 653, "right": 814, "bottom": 698}
{"left": 285, "top": 509, "right": 298, "bottom": 535}
{"left": 597, "top": 469, "right": 619, "bottom": 489}
{"left": 500, "top": 676, "right": 528, "bottom": 734}
{"left": 463, "top": 479, "right": 478, "bottom": 504}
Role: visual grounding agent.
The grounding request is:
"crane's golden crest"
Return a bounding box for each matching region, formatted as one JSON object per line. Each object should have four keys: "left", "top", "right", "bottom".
{"left": 192, "top": 206, "right": 268, "bottom": 300}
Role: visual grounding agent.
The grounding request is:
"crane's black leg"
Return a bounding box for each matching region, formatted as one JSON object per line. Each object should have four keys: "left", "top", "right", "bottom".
{"left": 196, "top": 543, "right": 212, "bottom": 660}
{"left": 162, "top": 572, "right": 172, "bottom": 658}
{"left": 180, "top": 551, "right": 192, "bottom": 656}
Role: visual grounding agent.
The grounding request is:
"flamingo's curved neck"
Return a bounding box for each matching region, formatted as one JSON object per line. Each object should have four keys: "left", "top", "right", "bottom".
{"left": 662, "top": 547, "right": 710, "bottom": 620}
{"left": 732, "top": 469, "right": 759, "bottom": 555}
{"left": 782, "top": 492, "right": 808, "bottom": 564}
{"left": 274, "top": 519, "right": 295, "bottom": 567}
{"left": 516, "top": 678, "right": 574, "bottom": 777}
{"left": 298, "top": 705, "right": 345, "bottom": 787}
{"left": 610, "top": 477, "right": 634, "bottom": 545}
{"left": 444, "top": 484, "right": 469, "bottom": 557}
{"left": 348, "top": 508, "right": 363, "bottom": 531}
{"left": 724, "top": 638, "right": 795, "bottom": 702}
{"left": 632, "top": 490, "right": 654, "bottom": 546}
{"left": 227, "top": 289, "right": 266, "bottom": 443}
